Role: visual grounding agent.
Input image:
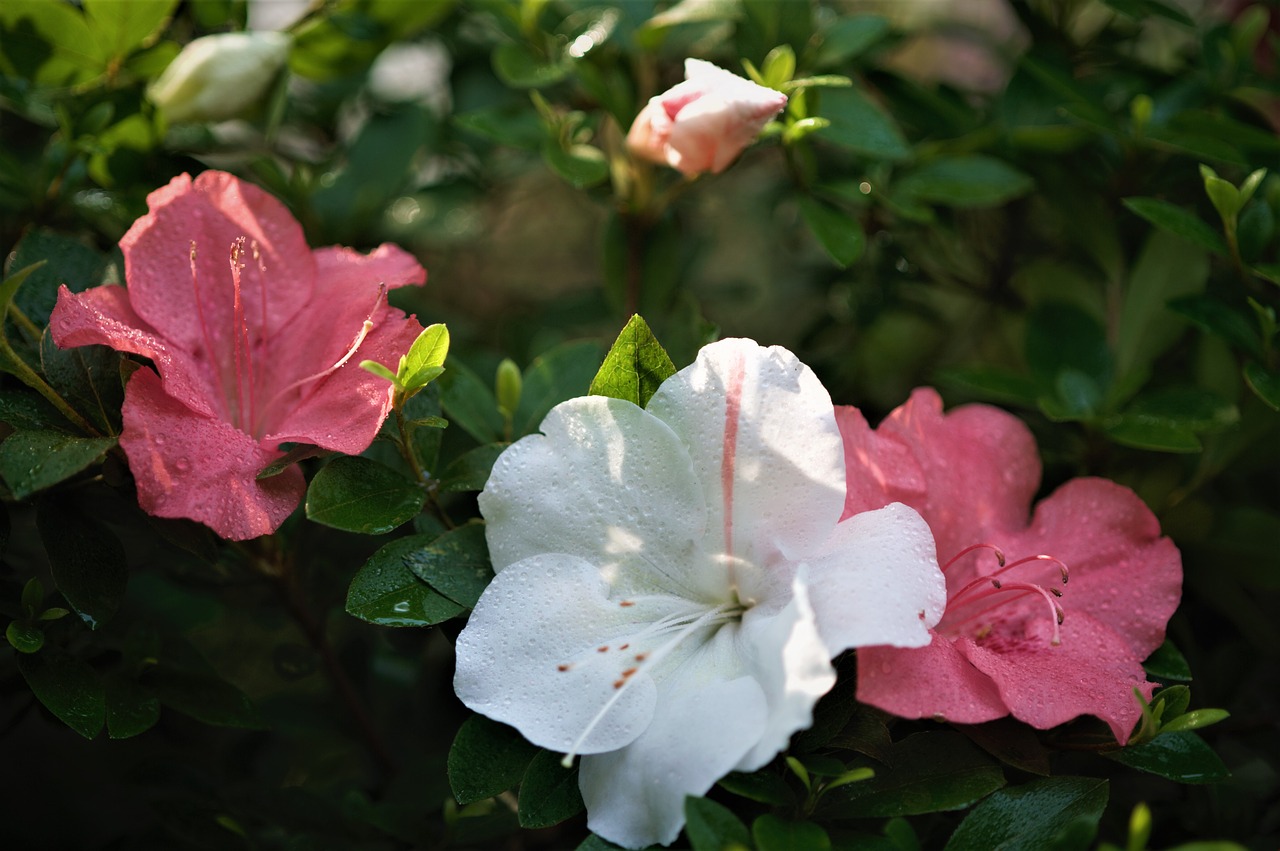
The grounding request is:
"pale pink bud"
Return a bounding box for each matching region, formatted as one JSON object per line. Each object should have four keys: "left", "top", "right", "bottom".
{"left": 626, "top": 59, "right": 787, "bottom": 176}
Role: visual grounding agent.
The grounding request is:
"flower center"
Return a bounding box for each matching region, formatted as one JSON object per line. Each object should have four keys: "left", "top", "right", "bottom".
{"left": 556, "top": 597, "right": 748, "bottom": 767}
{"left": 935, "top": 544, "right": 1069, "bottom": 648}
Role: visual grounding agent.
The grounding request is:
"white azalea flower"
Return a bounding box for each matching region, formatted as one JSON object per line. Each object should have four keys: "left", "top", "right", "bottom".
{"left": 454, "top": 338, "right": 947, "bottom": 849}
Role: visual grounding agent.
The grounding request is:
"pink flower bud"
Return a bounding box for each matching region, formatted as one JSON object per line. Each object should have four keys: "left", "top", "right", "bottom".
{"left": 626, "top": 59, "right": 787, "bottom": 176}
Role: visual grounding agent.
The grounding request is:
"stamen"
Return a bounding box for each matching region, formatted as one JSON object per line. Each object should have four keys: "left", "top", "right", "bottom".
{"left": 947, "top": 552, "right": 1069, "bottom": 610}
{"left": 943, "top": 543, "right": 1005, "bottom": 572}
{"left": 559, "top": 602, "right": 743, "bottom": 768}
{"left": 189, "top": 242, "right": 227, "bottom": 416}
{"left": 947, "top": 580, "right": 1064, "bottom": 646}
{"left": 229, "top": 239, "right": 250, "bottom": 431}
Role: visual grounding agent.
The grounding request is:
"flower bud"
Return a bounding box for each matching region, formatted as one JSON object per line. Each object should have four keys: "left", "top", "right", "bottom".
{"left": 626, "top": 58, "right": 787, "bottom": 176}
{"left": 148, "top": 31, "right": 290, "bottom": 124}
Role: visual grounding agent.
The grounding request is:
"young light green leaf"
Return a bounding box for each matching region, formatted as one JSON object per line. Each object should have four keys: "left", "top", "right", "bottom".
{"left": 589, "top": 315, "right": 677, "bottom": 408}
{"left": 399, "top": 323, "right": 450, "bottom": 391}
{"left": 361, "top": 359, "right": 399, "bottom": 384}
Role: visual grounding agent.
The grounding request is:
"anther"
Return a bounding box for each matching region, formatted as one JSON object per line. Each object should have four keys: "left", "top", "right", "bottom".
{"left": 619, "top": 600, "right": 635, "bottom": 607}
{"left": 619, "top": 643, "right": 629, "bottom": 650}
{"left": 620, "top": 667, "right": 637, "bottom": 679}
{"left": 557, "top": 664, "right": 571, "bottom": 672}
{"left": 597, "top": 646, "right": 609, "bottom": 653}
{"left": 635, "top": 653, "right": 648, "bottom": 662}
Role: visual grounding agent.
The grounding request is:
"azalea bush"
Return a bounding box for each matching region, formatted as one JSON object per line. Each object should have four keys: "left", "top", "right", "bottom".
{"left": 2, "top": 1, "right": 1279, "bottom": 849}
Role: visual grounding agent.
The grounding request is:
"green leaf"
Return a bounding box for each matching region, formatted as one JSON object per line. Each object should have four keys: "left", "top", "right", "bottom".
{"left": 400, "top": 323, "right": 450, "bottom": 391}
{"left": 799, "top": 195, "right": 865, "bottom": 268}
{"left": 895, "top": 156, "right": 1034, "bottom": 208}
{"left": 816, "top": 87, "right": 911, "bottom": 162}
{"left": 1122, "top": 198, "right": 1227, "bottom": 257}
{"left": 6, "top": 621, "right": 44, "bottom": 653}
{"left": 1116, "top": 231, "right": 1209, "bottom": 379}
{"left": 1100, "top": 0, "right": 1193, "bottom": 25}
{"left": 404, "top": 523, "right": 493, "bottom": 609}
{"left": 104, "top": 674, "right": 161, "bottom": 739}
{"left": 8, "top": 229, "right": 113, "bottom": 326}
{"left": 140, "top": 638, "right": 262, "bottom": 729}
{"left": 956, "top": 718, "right": 1052, "bottom": 776}
{"left": 512, "top": 340, "right": 604, "bottom": 437}
{"left": 936, "top": 367, "right": 1040, "bottom": 408}
{"left": 813, "top": 15, "right": 891, "bottom": 68}
{"left": 719, "top": 770, "right": 797, "bottom": 806}
{"left": 943, "top": 776, "right": 1109, "bottom": 851}
{"left": 1169, "top": 295, "right": 1262, "bottom": 356}
{"left": 1105, "top": 387, "right": 1237, "bottom": 452}
{"left": 1106, "top": 731, "right": 1230, "bottom": 783}
{"left": 36, "top": 498, "right": 127, "bottom": 630}
{"left": 518, "top": 749, "right": 584, "bottom": 829}
{"left": 753, "top": 815, "right": 831, "bottom": 851}
{"left": 0, "top": 430, "right": 115, "bottom": 499}
{"left": 685, "top": 796, "right": 752, "bottom": 851}
{"left": 588, "top": 315, "right": 677, "bottom": 408}
{"left": 1026, "top": 303, "right": 1112, "bottom": 416}
{"left": 543, "top": 142, "right": 610, "bottom": 189}
{"left": 39, "top": 332, "right": 125, "bottom": 434}
{"left": 361, "top": 360, "right": 398, "bottom": 384}
{"left": 18, "top": 650, "right": 105, "bottom": 739}
{"left": 816, "top": 731, "right": 1005, "bottom": 819}
{"left": 493, "top": 42, "right": 569, "bottom": 88}
{"left": 440, "top": 358, "right": 505, "bottom": 444}
{"left": 1161, "top": 709, "right": 1230, "bottom": 734}
{"left": 438, "top": 443, "right": 506, "bottom": 493}
{"left": 82, "top": 0, "right": 177, "bottom": 63}
{"left": 1143, "top": 639, "right": 1193, "bottom": 682}
{"left": 0, "top": 0, "right": 105, "bottom": 87}
{"left": 345, "top": 535, "right": 465, "bottom": 627}
{"left": 449, "top": 715, "right": 541, "bottom": 805}
{"left": 1243, "top": 361, "right": 1280, "bottom": 411}
{"left": 305, "top": 456, "right": 424, "bottom": 534}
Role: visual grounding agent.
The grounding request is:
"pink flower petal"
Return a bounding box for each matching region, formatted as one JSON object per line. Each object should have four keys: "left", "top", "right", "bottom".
{"left": 120, "top": 172, "right": 315, "bottom": 354}
{"left": 834, "top": 404, "right": 926, "bottom": 519}
{"left": 120, "top": 368, "right": 304, "bottom": 540}
{"left": 956, "top": 611, "right": 1155, "bottom": 744}
{"left": 857, "top": 633, "right": 1008, "bottom": 725}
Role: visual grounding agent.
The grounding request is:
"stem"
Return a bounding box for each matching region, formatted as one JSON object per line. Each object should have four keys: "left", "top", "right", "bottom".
{"left": 393, "top": 406, "right": 456, "bottom": 529}
{"left": 0, "top": 337, "right": 101, "bottom": 437}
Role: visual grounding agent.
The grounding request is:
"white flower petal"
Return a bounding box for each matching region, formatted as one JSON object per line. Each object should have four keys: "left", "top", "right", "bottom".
{"left": 735, "top": 568, "right": 837, "bottom": 770}
{"left": 805, "top": 502, "right": 947, "bottom": 651}
{"left": 578, "top": 632, "right": 767, "bottom": 849}
{"left": 479, "top": 396, "right": 711, "bottom": 598}
{"left": 646, "top": 338, "right": 845, "bottom": 567}
{"left": 455, "top": 554, "right": 679, "bottom": 755}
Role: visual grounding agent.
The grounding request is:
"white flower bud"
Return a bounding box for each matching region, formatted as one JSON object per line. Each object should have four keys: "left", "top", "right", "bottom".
{"left": 148, "top": 32, "right": 290, "bottom": 124}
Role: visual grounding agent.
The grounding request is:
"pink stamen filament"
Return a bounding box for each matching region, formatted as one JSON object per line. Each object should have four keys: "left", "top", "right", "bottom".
{"left": 943, "top": 543, "right": 1005, "bottom": 572}
{"left": 947, "top": 580, "right": 1064, "bottom": 646}
{"left": 946, "top": 553, "right": 1069, "bottom": 611}
{"left": 228, "top": 239, "right": 256, "bottom": 433}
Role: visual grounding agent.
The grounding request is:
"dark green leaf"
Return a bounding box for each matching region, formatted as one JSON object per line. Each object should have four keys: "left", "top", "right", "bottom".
{"left": 816, "top": 731, "right": 1005, "bottom": 819}
{"left": 449, "top": 715, "right": 541, "bottom": 805}
{"left": 404, "top": 523, "right": 493, "bottom": 609}
{"left": 493, "top": 42, "right": 569, "bottom": 88}
{"left": 1168, "top": 295, "right": 1262, "bottom": 356}
{"left": 753, "top": 815, "right": 831, "bottom": 851}
{"left": 826, "top": 706, "right": 895, "bottom": 765}
{"left": 1143, "top": 639, "right": 1193, "bottom": 682}
{"left": 1100, "top": 0, "right": 1193, "bottom": 25}
{"left": 346, "top": 534, "right": 465, "bottom": 627}
{"left": 8, "top": 229, "right": 113, "bottom": 325}
{"left": 543, "top": 142, "right": 610, "bottom": 189}
{"left": 518, "top": 749, "right": 584, "bottom": 828}
{"left": 588, "top": 315, "right": 677, "bottom": 408}
{"left": 0, "top": 387, "right": 73, "bottom": 432}
{"left": 141, "top": 638, "right": 262, "bottom": 729}
{"left": 305, "top": 456, "right": 424, "bottom": 534}
{"left": 1243, "top": 362, "right": 1280, "bottom": 411}
{"left": 104, "top": 674, "right": 161, "bottom": 739}
{"left": 440, "top": 358, "right": 505, "bottom": 444}
{"left": 936, "top": 367, "right": 1040, "bottom": 408}
{"left": 1105, "top": 731, "right": 1230, "bottom": 783}
{"left": 18, "top": 649, "right": 105, "bottom": 739}
{"left": 513, "top": 340, "right": 604, "bottom": 437}
{"left": 0, "top": 430, "right": 115, "bottom": 499}
{"left": 256, "top": 443, "right": 331, "bottom": 480}
{"left": 1122, "top": 198, "right": 1227, "bottom": 257}
{"left": 36, "top": 498, "right": 127, "bottom": 630}
{"left": 816, "top": 87, "right": 911, "bottom": 161}
{"left": 813, "top": 15, "right": 891, "bottom": 68}
{"left": 956, "top": 719, "right": 1051, "bottom": 776}
{"left": 896, "top": 156, "right": 1033, "bottom": 208}
{"left": 793, "top": 672, "right": 860, "bottom": 752}
{"left": 799, "top": 195, "right": 865, "bottom": 267}
{"left": 719, "top": 770, "right": 797, "bottom": 806}
{"left": 943, "top": 776, "right": 1108, "bottom": 851}
{"left": 438, "top": 443, "right": 506, "bottom": 493}
{"left": 685, "top": 795, "right": 752, "bottom": 851}
{"left": 1116, "top": 231, "right": 1209, "bottom": 379}
{"left": 39, "top": 332, "right": 125, "bottom": 434}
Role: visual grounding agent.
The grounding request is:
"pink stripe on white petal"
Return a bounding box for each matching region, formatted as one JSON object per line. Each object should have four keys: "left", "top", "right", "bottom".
{"left": 720, "top": 348, "right": 747, "bottom": 558}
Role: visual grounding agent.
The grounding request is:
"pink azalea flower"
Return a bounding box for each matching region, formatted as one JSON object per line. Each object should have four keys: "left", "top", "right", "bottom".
{"left": 50, "top": 171, "right": 427, "bottom": 540}
{"left": 626, "top": 59, "right": 787, "bottom": 176}
{"left": 839, "top": 389, "right": 1182, "bottom": 744}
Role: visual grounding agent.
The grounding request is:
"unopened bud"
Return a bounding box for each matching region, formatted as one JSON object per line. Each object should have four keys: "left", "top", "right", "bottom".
{"left": 496, "top": 358, "right": 522, "bottom": 419}
{"left": 148, "top": 32, "right": 290, "bottom": 124}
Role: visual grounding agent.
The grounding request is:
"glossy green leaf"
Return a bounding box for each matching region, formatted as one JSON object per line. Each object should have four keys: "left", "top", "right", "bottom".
{"left": 36, "top": 498, "right": 127, "bottom": 630}
{"left": 438, "top": 443, "right": 506, "bottom": 493}
{"left": 0, "top": 0, "right": 105, "bottom": 87}
{"left": 957, "top": 718, "right": 1051, "bottom": 776}
{"left": 518, "top": 749, "right": 584, "bottom": 828}
{"left": 404, "top": 523, "right": 493, "bottom": 609}
{"left": 1122, "top": 198, "right": 1227, "bottom": 256}
{"left": 1169, "top": 295, "right": 1262, "bottom": 356}
{"left": 39, "top": 332, "right": 125, "bottom": 434}
{"left": 718, "top": 769, "right": 797, "bottom": 806}
{"left": 18, "top": 650, "right": 105, "bottom": 739}
{"left": 813, "top": 14, "right": 891, "bottom": 67}
{"left": 685, "top": 795, "right": 752, "bottom": 851}
{"left": 104, "top": 674, "right": 161, "bottom": 739}
{"left": 346, "top": 534, "right": 465, "bottom": 627}
{"left": 1143, "top": 639, "right": 1193, "bottom": 682}
{"left": 305, "top": 456, "right": 424, "bottom": 534}
{"left": 400, "top": 323, "right": 450, "bottom": 391}
{"left": 449, "top": 715, "right": 540, "bottom": 805}
{"left": 440, "top": 358, "right": 505, "bottom": 444}
{"left": 0, "top": 430, "right": 116, "bottom": 499}
{"left": 1106, "top": 731, "right": 1230, "bottom": 783}
{"left": 799, "top": 195, "right": 865, "bottom": 268}
{"left": 816, "top": 87, "right": 911, "bottom": 161}
{"left": 6, "top": 621, "right": 44, "bottom": 653}
{"left": 82, "top": 0, "right": 177, "bottom": 63}
{"left": 943, "top": 776, "right": 1108, "bottom": 851}
{"left": 8, "top": 229, "right": 113, "bottom": 326}
{"left": 816, "top": 731, "right": 1004, "bottom": 819}
{"left": 1161, "top": 709, "right": 1230, "bottom": 734}
{"left": 141, "top": 638, "right": 262, "bottom": 729}
{"left": 1243, "top": 361, "right": 1280, "bottom": 411}
{"left": 895, "top": 156, "right": 1034, "bottom": 208}
{"left": 753, "top": 815, "right": 831, "bottom": 851}
{"left": 588, "top": 315, "right": 677, "bottom": 408}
